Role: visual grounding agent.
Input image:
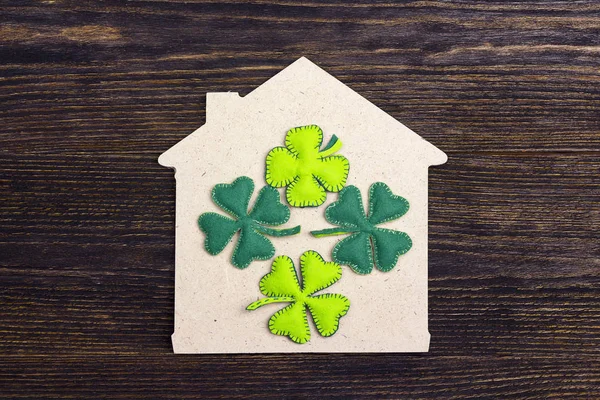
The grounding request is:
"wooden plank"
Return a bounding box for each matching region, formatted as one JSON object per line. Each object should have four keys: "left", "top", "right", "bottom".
{"left": 1, "top": 2, "right": 599, "bottom": 154}
{"left": 1, "top": 354, "right": 599, "bottom": 399}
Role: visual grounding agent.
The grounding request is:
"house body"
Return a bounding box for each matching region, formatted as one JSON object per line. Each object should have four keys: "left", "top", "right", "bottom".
{"left": 159, "top": 57, "right": 446, "bottom": 353}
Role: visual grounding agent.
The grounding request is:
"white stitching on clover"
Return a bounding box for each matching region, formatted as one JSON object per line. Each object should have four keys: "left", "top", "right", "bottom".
{"left": 231, "top": 225, "right": 275, "bottom": 269}
{"left": 198, "top": 213, "right": 239, "bottom": 255}
{"left": 368, "top": 182, "right": 410, "bottom": 225}
{"left": 371, "top": 228, "right": 412, "bottom": 272}
{"left": 331, "top": 232, "right": 374, "bottom": 275}
{"left": 249, "top": 186, "right": 291, "bottom": 226}
{"left": 211, "top": 176, "right": 254, "bottom": 219}
{"left": 324, "top": 185, "right": 366, "bottom": 228}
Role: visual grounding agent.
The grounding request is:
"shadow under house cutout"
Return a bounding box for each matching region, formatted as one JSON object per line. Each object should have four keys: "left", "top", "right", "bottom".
{"left": 159, "top": 57, "right": 447, "bottom": 353}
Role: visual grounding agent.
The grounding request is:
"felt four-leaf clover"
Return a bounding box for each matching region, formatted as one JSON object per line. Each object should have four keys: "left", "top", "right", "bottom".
{"left": 265, "top": 125, "right": 349, "bottom": 207}
{"left": 247, "top": 250, "right": 350, "bottom": 344}
{"left": 198, "top": 176, "right": 300, "bottom": 269}
{"left": 311, "top": 183, "right": 412, "bottom": 274}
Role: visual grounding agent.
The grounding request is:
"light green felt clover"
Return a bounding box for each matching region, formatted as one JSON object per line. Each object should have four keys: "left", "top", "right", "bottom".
{"left": 198, "top": 176, "right": 301, "bottom": 269}
{"left": 246, "top": 250, "right": 350, "bottom": 344}
{"left": 265, "top": 125, "right": 349, "bottom": 208}
{"left": 311, "top": 182, "right": 412, "bottom": 274}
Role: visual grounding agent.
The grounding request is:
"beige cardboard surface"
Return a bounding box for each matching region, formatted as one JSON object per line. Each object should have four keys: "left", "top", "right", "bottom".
{"left": 159, "top": 57, "right": 447, "bottom": 353}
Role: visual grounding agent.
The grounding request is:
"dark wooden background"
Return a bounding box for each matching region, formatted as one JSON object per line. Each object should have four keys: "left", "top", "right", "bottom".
{"left": 1, "top": 1, "right": 599, "bottom": 398}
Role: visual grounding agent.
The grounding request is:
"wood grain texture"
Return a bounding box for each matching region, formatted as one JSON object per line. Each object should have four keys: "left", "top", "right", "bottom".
{"left": 1, "top": 0, "right": 599, "bottom": 398}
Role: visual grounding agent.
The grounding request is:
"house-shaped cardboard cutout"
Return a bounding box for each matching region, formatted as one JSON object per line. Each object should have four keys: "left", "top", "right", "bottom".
{"left": 159, "top": 57, "right": 447, "bottom": 353}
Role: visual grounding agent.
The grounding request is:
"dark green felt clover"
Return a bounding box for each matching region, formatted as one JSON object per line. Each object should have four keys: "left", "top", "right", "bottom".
{"left": 198, "top": 176, "right": 301, "bottom": 269}
{"left": 310, "top": 182, "right": 412, "bottom": 274}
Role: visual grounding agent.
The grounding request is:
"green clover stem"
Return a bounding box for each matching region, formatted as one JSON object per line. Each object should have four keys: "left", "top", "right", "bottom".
{"left": 246, "top": 296, "right": 295, "bottom": 310}
{"left": 319, "top": 135, "right": 342, "bottom": 157}
{"left": 310, "top": 227, "right": 359, "bottom": 238}
{"left": 255, "top": 225, "right": 301, "bottom": 237}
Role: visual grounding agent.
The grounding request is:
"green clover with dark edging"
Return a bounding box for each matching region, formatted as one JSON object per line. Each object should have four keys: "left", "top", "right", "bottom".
{"left": 246, "top": 250, "right": 350, "bottom": 344}
{"left": 310, "top": 182, "right": 412, "bottom": 274}
{"left": 265, "top": 125, "right": 349, "bottom": 208}
{"left": 198, "top": 176, "right": 301, "bottom": 269}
